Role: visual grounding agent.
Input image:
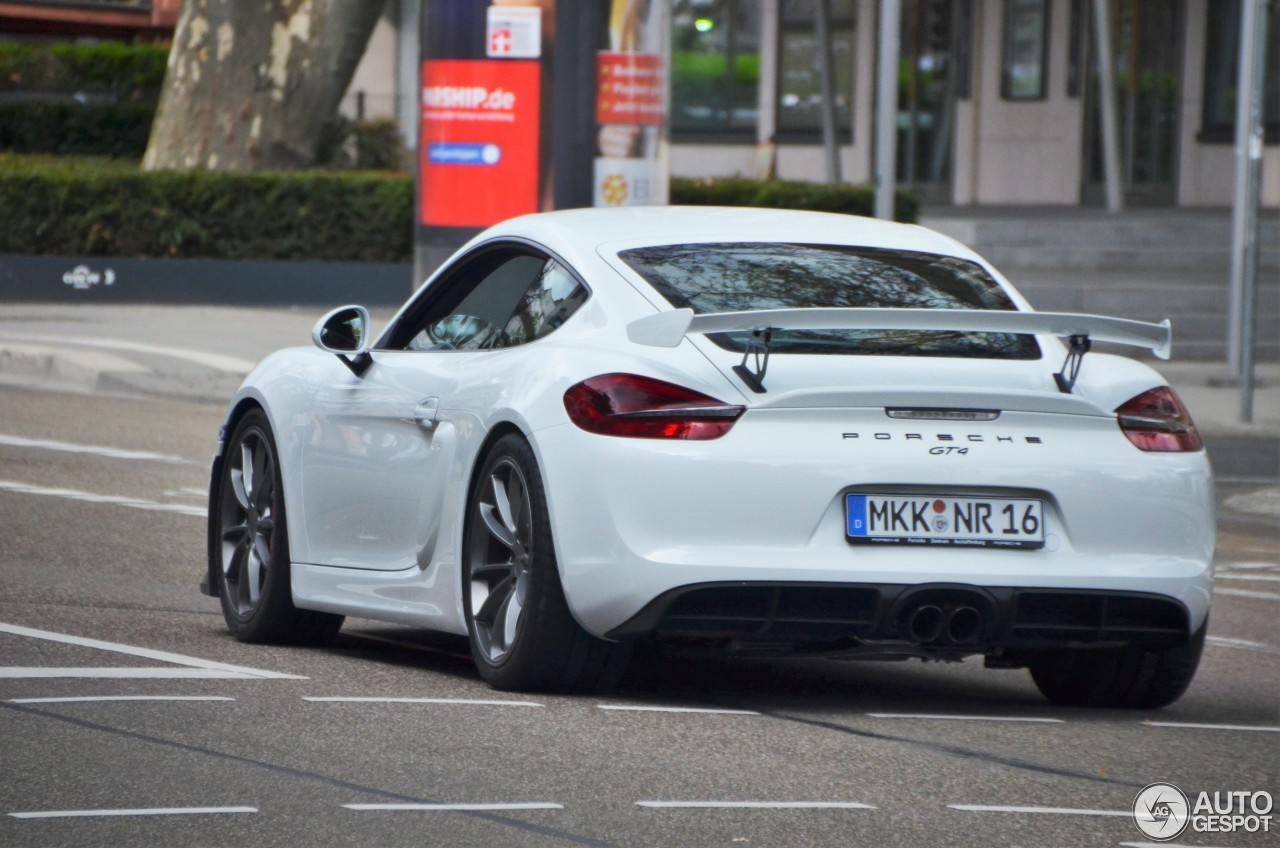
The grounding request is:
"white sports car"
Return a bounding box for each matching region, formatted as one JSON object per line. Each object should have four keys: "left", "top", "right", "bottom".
{"left": 203, "top": 207, "right": 1214, "bottom": 707}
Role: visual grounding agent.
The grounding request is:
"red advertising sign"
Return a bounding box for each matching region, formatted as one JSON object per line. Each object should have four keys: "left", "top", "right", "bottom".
{"left": 596, "top": 52, "right": 664, "bottom": 126}
{"left": 420, "top": 59, "right": 541, "bottom": 228}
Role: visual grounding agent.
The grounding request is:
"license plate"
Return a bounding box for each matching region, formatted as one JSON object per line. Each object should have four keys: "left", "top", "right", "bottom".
{"left": 845, "top": 494, "right": 1044, "bottom": 549}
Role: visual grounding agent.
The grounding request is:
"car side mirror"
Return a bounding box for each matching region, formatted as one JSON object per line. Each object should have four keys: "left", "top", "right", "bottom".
{"left": 313, "top": 305, "right": 372, "bottom": 376}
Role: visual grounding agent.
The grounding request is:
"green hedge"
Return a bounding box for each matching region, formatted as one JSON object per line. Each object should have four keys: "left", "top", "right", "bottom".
{"left": 0, "top": 102, "right": 155, "bottom": 157}
{"left": 0, "top": 157, "right": 917, "bottom": 262}
{"left": 671, "top": 176, "right": 919, "bottom": 223}
{"left": 0, "top": 156, "right": 414, "bottom": 262}
{"left": 0, "top": 42, "right": 168, "bottom": 96}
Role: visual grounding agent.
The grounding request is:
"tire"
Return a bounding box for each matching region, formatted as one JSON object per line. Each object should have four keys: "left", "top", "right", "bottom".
{"left": 1028, "top": 621, "right": 1206, "bottom": 709}
{"left": 463, "top": 433, "right": 630, "bottom": 692}
{"left": 211, "top": 409, "right": 344, "bottom": 645}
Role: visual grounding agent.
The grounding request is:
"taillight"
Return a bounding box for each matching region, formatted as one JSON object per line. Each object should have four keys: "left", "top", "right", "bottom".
{"left": 564, "top": 373, "right": 745, "bottom": 440}
{"left": 1115, "top": 386, "right": 1203, "bottom": 452}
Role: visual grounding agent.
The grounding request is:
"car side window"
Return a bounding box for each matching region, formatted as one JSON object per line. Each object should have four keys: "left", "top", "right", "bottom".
{"left": 393, "top": 247, "right": 588, "bottom": 352}
{"left": 492, "top": 261, "right": 589, "bottom": 348}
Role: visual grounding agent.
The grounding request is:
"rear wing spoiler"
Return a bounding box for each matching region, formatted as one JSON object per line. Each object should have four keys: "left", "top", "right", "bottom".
{"left": 626, "top": 307, "right": 1172, "bottom": 394}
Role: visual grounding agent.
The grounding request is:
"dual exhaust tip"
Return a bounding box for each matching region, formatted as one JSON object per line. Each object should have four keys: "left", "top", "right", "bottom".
{"left": 903, "top": 604, "right": 984, "bottom": 645}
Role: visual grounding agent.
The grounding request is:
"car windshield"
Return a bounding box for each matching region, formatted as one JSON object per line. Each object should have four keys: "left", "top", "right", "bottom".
{"left": 617, "top": 242, "right": 1041, "bottom": 359}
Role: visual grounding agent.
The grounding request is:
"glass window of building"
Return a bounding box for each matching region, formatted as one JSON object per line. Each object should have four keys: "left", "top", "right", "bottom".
{"left": 672, "top": 0, "right": 763, "bottom": 134}
{"left": 1201, "top": 0, "right": 1280, "bottom": 141}
{"left": 777, "top": 0, "right": 857, "bottom": 137}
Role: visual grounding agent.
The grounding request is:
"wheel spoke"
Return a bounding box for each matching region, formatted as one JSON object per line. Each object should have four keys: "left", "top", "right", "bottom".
{"left": 479, "top": 503, "right": 516, "bottom": 549}
{"left": 499, "top": 586, "right": 523, "bottom": 651}
{"left": 224, "top": 537, "right": 249, "bottom": 580}
{"left": 475, "top": 575, "right": 514, "bottom": 624}
{"left": 240, "top": 442, "right": 255, "bottom": 505}
{"left": 230, "top": 468, "right": 250, "bottom": 513}
{"left": 470, "top": 561, "right": 511, "bottom": 580}
{"left": 257, "top": 516, "right": 275, "bottom": 535}
{"left": 491, "top": 474, "right": 518, "bottom": 537}
{"left": 246, "top": 547, "right": 263, "bottom": 606}
{"left": 221, "top": 523, "right": 249, "bottom": 545}
{"left": 254, "top": 461, "right": 274, "bottom": 512}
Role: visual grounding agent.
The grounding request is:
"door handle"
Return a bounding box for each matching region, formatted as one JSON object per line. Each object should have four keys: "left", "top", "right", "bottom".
{"left": 413, "top": 398, "right": 440, "bottom": 430}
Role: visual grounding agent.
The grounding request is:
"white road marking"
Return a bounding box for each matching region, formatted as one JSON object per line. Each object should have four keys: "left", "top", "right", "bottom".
{"left": 1206, "top": 635, "right": 1280, "bottom": 655}
{"left": 598, "top": 705, "right": 761, "bottom": 715}
{"left": 9, "top": 807, "right": 256, "bottom": 819}
{"left": 0, "top": 434, "right": 197, "bottom": 465}
{"left": 948, "top": 805, "right": 1130, "bottom": 817}
{"left": 866, "top": 713, "right": 1064, "bottom": 723}
{"left": 1142, "top": 721, "right": 1280, "bottom": 733}
{"left": 0, "top": 668, "right": 259, "bottom": 679}
{"left": 8, "top": 696, "right": 234, "bottom": 704}
{"left": 1214, "top": 588, "right": 1280, "bottom": 601}
{"left": 344, "top": 803, "right": 563, "bottom": 812}
{"left": 637, "top": 801, "right": 877, "bottom": 810}
{"left": 304, "top": 697, "right": 542, "bottom": 707}
{"left": 1217, "top": 573, "right": 1280, "bottom": 582}
{"left": 0, "top": 332, "right": 257, "bottom": 373}
{"left": 0, "top": 480, "right": 206, "bottom": 518}
{"left": 0, "top": 622, "right": 305, "bottom": 680}
{"left": 1216, "top": 561, "right": 1280, "bottom": 570}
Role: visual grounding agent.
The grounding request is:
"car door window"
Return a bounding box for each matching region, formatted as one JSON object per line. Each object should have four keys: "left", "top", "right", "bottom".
{"left": 391, "top": 247, "right": 589, "bottom": 352}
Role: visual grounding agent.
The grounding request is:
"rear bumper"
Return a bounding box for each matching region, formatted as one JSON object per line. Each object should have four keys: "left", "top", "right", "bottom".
{"left": 607, "top": 581, "right": 1192, "bottom": 659}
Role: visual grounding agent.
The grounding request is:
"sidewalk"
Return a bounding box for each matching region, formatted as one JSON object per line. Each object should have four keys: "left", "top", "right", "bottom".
{"left": 0, "top": 303, "right": 1275, "bottom": 441}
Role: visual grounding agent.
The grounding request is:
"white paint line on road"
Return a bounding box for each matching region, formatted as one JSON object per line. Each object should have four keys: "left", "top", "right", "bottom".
{"left": 304, "top": 697, "right": 542, "bottom": 707}
{"left": 1216, "top": 561, "right": 1280, "bottom": 571}
{"left": 0, "top": 480, "right": 206, "bottom": 518}
{"left": 9, "top": 696, "right": 234, "bottom": 703}
{"left": 1217, "top": 573, "right": 1280, "bottom": 582}
{"left": 598, "top": 705, "right": 761, "bottom": 715}
{"left": 0, "top": 332, "right": 257, "bottom": 374}
{"left": 637, "top": 801, "right": 877, "bottom": 810}
{"left": 9, "top": 807, "right": 256, "bottom": 819}
{"left": 1214, "top": 588, "right": 1280, "bottom": 601}
{"left": 0, "top": 622, "right": 306, "bottom": 680}
{"left": 0, "top": 668, "right": 257, "bottom": 679}
{"left": 1206, "top": 635, "right": 1280, "bottom": 655}
{"left": 0, "top": 433, "right": 197, "bottom": 465}
{"left": 343, "top": 803, "right": 563, "bottom": 812}
{"left": 948, "top": 805, "right": 1130, "bottom": 817}
{"left": 1142, "top": 721, "right": 1280, "bottom": 733}
{"left": 866, "top": 713, "right": 1064, "bottom": 723}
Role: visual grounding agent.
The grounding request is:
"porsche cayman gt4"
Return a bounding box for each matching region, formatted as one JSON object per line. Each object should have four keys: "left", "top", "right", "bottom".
{"left": 204, "top": 207, "right": 1213, "bottom": 707}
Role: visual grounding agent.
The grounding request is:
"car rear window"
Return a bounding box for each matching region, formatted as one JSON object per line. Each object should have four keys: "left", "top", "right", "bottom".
{"left": 617, "top": 242, "right": 1041, "bottom": 359}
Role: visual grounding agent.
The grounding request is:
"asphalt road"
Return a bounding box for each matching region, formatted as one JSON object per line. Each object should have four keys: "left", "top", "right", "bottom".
{"left": 1, "top": 384, "right": 1277, "bottom": 848}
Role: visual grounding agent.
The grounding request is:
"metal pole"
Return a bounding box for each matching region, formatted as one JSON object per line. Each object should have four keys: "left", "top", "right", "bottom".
{"left": 875, "top": 0, "right": 902, "bottom": 219}
{"left": 815, "top": 0, "right": 842, "bottom": 184}
{"left": 1092, "top": 0, "right": 1124, "bottom": 213}
{"left": 1233, "top": 0, "right": 1269, "bottom": 418}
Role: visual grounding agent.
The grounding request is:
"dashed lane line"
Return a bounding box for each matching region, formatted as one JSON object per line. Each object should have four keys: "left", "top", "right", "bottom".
{"left": 1206, "top": 635, "right": 1280, "bottom": 655}
{"left": 1142, "top": 721, "right": 1280, "bottom": 733}
{"left": 0, "top": 433, "right": 198, "bottom": 465}
{"left": 0, "top": 480, "right": 206, "bottom": 518}
{"left": 304, "top": 697, "right": 541, "bottom": 707}
{"left": 9, "top": 807, "right": 256, "bottom": 819}
{"left": 344, "top": 803, "right": 563, "bottom": 812}
{"left": 948, "top": 805, "right": 1130, "bottom": 817}
{"left": 637, "top": 801, "right": 877, "bottom": 810}
{"left": 8, "top": 696, "right": 234, "bottom": 704}
{"left": 0, "top": 622, "right": 305, "bottom": 680}
{"left": 866, "top": 714, "right": 1064, "bottom": 723}
{"left": 598, "top": 705, "right": 761, "bottom": 715}
{"left": 1214, "top": 588, "right": 1280, "bottom": 601}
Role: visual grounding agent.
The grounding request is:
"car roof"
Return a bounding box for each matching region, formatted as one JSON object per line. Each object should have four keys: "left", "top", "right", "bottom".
{"left": 484, "top": 206, "right": 980, "bottom": 261}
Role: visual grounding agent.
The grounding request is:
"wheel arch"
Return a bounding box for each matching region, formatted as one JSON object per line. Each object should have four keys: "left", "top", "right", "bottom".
{"left": 203, "top": 396, "right": 266, "bottom": 598}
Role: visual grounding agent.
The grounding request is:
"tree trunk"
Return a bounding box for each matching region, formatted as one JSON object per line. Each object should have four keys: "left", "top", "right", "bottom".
{"left": 144, "top": 0, "right": 384, "bottom": 171}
